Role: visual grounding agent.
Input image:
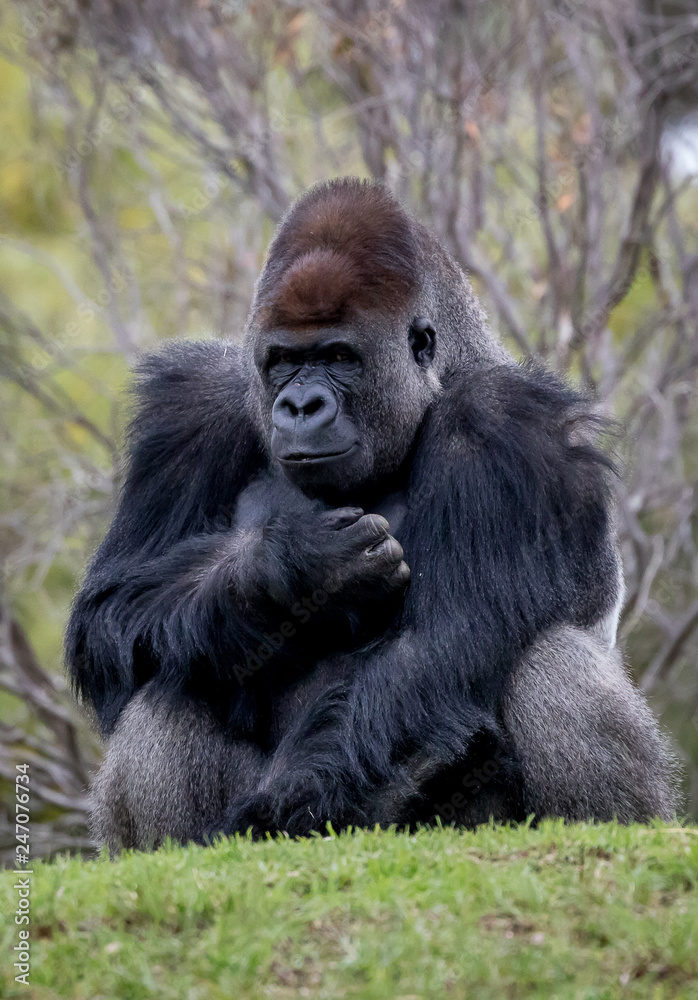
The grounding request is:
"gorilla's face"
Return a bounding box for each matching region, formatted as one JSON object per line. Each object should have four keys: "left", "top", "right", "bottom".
{"left": 255, "top": 316, "right": 437, "bottom": 502}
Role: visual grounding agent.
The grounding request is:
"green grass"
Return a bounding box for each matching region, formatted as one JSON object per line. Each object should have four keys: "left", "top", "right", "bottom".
{"left": 2, "top": 822, "right": 698, "bottom": 999}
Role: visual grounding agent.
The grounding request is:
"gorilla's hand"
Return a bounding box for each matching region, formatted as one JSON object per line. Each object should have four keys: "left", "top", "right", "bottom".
{"left": 235, "top": 477, "right": 410, "bottom": 611}
{"left": 220, "top": 782, "right": 362, "bottom": 839}
{"left": 314, "top": 508, "right": 411, "bottom": 601}
{"left": 215, "top": 792, "right": 277, "bottom": 839}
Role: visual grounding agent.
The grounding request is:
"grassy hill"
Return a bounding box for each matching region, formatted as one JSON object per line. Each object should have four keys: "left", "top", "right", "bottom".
{"left": 2, "top": 821, "right": 697, "bottom": 999}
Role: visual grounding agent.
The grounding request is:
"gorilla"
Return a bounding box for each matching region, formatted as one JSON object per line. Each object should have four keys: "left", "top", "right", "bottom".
{"left": 66, "top": 178, "right": 680, "bottom": 852}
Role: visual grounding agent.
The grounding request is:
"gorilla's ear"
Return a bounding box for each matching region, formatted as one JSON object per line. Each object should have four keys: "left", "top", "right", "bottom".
{"left": 408, "top": 317, "right": 436, "bottom": 368}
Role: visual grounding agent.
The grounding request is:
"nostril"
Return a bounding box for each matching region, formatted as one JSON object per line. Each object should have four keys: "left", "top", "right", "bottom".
{"left": 273, "top": 385, "right": 335, "bottom": 429}
{"left": 303, "top": 396, "right": 324, "bottom": 417}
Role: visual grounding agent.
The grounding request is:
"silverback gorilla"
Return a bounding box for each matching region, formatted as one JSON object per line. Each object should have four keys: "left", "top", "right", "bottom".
{"left": 67, "top": 178, "right": 679, "bottom": 851}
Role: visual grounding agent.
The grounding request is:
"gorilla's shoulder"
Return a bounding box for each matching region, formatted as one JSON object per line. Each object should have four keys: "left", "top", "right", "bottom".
{"left": 133, "top": 337, "right": 247, "bottom": 404}
{"left": 123, "top": 338, "right": 264, "bottom": 507}
{"left": 421, "top": 361, "right": 615, "bottom": 485}
{"left": 431, "top": 361, "right": 603, "bottom": 435}
{"left": 128, "top": 338, "right": 255, "bottom": 439}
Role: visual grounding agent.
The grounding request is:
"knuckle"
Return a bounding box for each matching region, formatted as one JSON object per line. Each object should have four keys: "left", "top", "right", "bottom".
{"left": 388, "top": 538, "right": 404, "bottom": 561}
{"left": 361, "top": 513, "right": 390, "bottom": 539}
{"left": 373, "top": 537, "right": 403, "bottom": 563}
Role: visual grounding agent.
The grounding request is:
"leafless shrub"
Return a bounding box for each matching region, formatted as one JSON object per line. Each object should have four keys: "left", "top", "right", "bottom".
{"left": 1, "top": 0, "right": 697, "bottom": 856}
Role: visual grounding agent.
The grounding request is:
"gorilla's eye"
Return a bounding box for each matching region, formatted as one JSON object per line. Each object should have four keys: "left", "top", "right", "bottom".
{"left": 333, "top": 349, "right": 351, "bottom": 363}
{"left": 268, "top": 351, "right": 297, "bottom": 374}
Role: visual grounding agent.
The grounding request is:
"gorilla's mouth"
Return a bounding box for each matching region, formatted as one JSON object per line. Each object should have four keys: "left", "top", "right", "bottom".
{"left": 280, "top": 444, "right": 357, "bottom": 464}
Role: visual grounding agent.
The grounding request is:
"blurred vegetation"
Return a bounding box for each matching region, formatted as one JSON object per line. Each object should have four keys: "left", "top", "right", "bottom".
{"left": 0, "top": 0, "right": 697, "bottom": 859}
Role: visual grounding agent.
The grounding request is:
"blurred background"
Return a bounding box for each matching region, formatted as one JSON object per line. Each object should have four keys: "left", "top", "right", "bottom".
{"left": 1, "top": 0, "right": 697, "bottom": 861}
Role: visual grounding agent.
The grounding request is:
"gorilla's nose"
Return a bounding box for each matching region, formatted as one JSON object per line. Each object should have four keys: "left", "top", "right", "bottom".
{"left": 272, "top": 382, "right": 338, "bottom": 434}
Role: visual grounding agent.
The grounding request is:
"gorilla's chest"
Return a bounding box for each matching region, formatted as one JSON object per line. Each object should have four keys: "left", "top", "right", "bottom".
{"left": 370, "top": 489, "right": 408, "bottom": 539}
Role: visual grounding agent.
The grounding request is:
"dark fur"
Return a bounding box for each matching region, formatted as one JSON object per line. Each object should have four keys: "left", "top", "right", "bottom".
{"left": 67, "top": 179, "right": 680, "bottom": 850}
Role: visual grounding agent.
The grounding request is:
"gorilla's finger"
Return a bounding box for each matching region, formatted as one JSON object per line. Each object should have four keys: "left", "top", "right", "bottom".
{"left": 349, "top": 513, "right": 391, "bottom": 544}
{"left": 324, "top": 507, "right": 364, "bottom": 529}
{"left": 391, "top": 560, "right": 411, "bottom": 586}
{"left": 367, "top": 536, "right": 404, "bottom": 567}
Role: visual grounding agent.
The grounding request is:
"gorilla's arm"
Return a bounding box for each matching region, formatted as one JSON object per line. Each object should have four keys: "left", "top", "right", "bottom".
{"left": 68, "top": 522, "right": 309, "bottom": 733}
{"left": 220, "top": 364, "right": 622, "bottom": 835}
{"left": 66, "top": 340, "right": 271, "bottom": 732}
{"left": 67, "top": 341, "right": 408, "bottom": 734}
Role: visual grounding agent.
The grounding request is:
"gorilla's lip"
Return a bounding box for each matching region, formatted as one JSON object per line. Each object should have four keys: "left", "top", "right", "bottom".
{"left": 279, "top": 444, "right": 357, "bottom": 464}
